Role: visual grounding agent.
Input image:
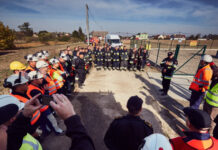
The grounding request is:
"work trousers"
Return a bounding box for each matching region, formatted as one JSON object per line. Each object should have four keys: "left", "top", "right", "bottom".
{"left": 203, "top": 102, "right": 218, "bottom": 135}
{"left": 113, "top": 61, "right": 120, "bottom": 69}
{"left": 120, "top": 60, "right": 128, "bottom": 69}
{"left": 189, "top": 90, "right": 205, "bottom": 109}
{"left": 77, "top": 69, "right": 86, "bottom": 86}
{"left": 104, "top": 61, "right": 111, "bottom": 68}
{"left": 162, "top": 78, "right": 171, "bottom": 94}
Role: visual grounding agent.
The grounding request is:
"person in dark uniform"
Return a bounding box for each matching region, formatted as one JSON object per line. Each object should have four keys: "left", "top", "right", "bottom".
{"left": 128, "top": 48, "right": 138, "bottom": 71}
{"left": 104, "top": 96, "right": 153, "bottom": 150}
{"left": 112, "top": 46, "right": 120, "bottom": 70}
{"left": 120, "top": 46, "right": 129, "bottom": 71}
{"left": 75, "top": 53, "right": 86, "bottom": 88}
{"left": 160, "top": 52, "right": 178, "bottom": 96}
{"left": 104, "top": 47, "right": 112, "bottom": 70}
{"left": 96, "top": 47, "right": 104, "bottom": 70}
{"left": 139, "top": 49, "right": 148, "bottom": 71}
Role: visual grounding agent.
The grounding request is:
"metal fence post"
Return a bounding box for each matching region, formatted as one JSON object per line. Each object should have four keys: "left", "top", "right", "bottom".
{"left": 174, "top": 44, "right": 180, "bottom": 60}
{"left": 155, "top": 43, "right": 161, "bottom": 65}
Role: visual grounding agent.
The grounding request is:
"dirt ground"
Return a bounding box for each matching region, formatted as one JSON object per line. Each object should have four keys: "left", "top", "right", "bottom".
{"left": 41, "top": 67, "right": 189, "bottom": 150}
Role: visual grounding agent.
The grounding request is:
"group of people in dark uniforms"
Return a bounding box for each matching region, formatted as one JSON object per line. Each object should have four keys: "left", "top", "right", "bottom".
{"left": 92, "top": 45, "right": 149, "bottom": 71}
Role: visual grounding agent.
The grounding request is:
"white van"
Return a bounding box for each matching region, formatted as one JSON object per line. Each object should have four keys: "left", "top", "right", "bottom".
{"left": 105, "top": 34, "right": 122, "bottom": 47}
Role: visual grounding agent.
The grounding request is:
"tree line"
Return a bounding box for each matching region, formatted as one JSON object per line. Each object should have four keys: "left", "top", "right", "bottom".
{"left": 0, "top": 21, "right": 86, "bottom": 49}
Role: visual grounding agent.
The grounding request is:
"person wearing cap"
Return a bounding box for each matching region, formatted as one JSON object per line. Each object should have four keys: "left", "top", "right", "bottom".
{"left": 189, "top": 54, "right": 213, "bottom": 109}
{"left": 27, "top": 71, "right": 64, "bottom": 136}
{"left": 0, "top": 94, "right": 43, "bottom": 150}
{"left": 203, "top": 67, "right": 218, "bottom": 135}
{"left": 170, "top": 107, "right": 218, "bottom": 150}
{"left": 10, "top": 61, "right": 26, "bottom": 76}
{"left": 49, "top": 58, "right": 65, "bottom": 93}
{"left": 25, "top": 54, "right": 38, "bottom": 73}
{"left": 36, "top": 60, "right": 57, "bottom": 96}
{"left": 75, "top": 52, "right": 86, "bottom": 88}
{"left": 160, "top": 52, "right": 178, "bottom": 96}
{"left": 104, "top": 96, "right": 153, "bottom": 150}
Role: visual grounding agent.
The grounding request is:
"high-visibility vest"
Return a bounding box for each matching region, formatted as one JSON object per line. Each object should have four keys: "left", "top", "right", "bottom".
{"left": 19, "top": 133, "right": 42, "bottom": 150}
{"left": 10, "top": 93, "right": 41, "bottom": 125}
{"left": 205, "top": 83, "right": 218, "bottom": 107}
{"left": 25, "top": 66, "right": 35, "bottom": 72}
{"left": 58, "top": 62, "right": 65, "bottom": 72}
{"left": 189, "top": 65, "right": 212, "bottom": 92}
{"left": 43, "top": 74, "right": 57, "bottom": 95}
{"left": 170, "top": 136, "right": 218, "bottom": 150}
{"left": 27, "top": 84, "right": 49, "bottom": 112}
{"left": 49, "top": 68, "right": 64, "bottom": 89}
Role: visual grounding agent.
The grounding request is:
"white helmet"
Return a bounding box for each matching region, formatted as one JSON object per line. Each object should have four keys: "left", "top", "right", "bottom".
{"left": 36, "top": 60, "right": 48, "bottom": 69}
{"left": 27, "top": 71, "right": 43, "bottom": 80}
{"left": 49, "top": 58, "right": 59, "bottom": 65}
{"left": 36, "top": 52, "right": 47, "bottom": 60}
{"left": 4, "top": 74, "right": 29, "bottom": 87}
{"left": 139, "top": 133, "right": 172, "bottom": 150}
{"left": 59, "top": 53, "right": 68, "bottom": 61}
{"left": 0, "top": 95, "right": 24, "bottom": 110}
{"left": 41, "top": 50, "right": 49, "bottom": 57}
{"left": 201, "top": 55, "right": 212, "bottom": 63}
{"left": 24, "top": 54, "right": 38, "bottom": 62}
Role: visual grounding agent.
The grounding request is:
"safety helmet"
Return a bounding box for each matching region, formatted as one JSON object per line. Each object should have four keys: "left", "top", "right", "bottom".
{"left": 59, "top": 53, "right": 68, "bottom": 61}
{"left": 4, "top": 73, "right": 29, "bottom": 88}
{"left": 35, "top": 52, "right": 46, "bottom": 60}
{"left": 41, "top": 50, "right": 49, "bottom": 57}
{"left": 27, "top": 71, "right": 43, "bottom": 81}
{"left": 49, "top": 58, "right": 59, "bottom": 65}
{"left": 139, "top": 133, "right": 172, "bottom": 150}
{"left": 10, "top": 61, "right": 26, "bottom": 71}
{"left": 201, "top": 55, "right": 212, "bottom": 63}
{"left": 24, "top": 54, "right": 38, "bottom": 62}
{"left": 36, "top": 60, "right": 48, "bottom": 69}
{"left": 0, "top": 95, "right": 24, "bottom": 111}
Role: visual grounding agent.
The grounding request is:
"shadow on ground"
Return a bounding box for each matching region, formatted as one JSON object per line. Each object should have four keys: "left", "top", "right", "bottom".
{"left": 41, "top": 91, "right": 162, "bottom": 150}
{"left": 135, "top": 73, "right": 188, "bottom": 137}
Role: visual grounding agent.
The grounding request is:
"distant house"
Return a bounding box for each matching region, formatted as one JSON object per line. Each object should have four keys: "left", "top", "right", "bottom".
{"left": 135, "top": 33, "right": 149, "bottom": 40}
{"left": 170, "top": 34, "right": 186, "bottom": 40}
{"left": 91, "top": 31, "right": 108, "bottom": 39}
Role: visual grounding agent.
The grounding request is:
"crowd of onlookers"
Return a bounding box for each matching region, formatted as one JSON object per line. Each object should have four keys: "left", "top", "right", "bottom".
{"left": 0, "top": 44, "right": 218, "bottom": 150}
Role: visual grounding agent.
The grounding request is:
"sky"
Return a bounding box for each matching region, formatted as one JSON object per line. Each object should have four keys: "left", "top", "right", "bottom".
{"left": 0, "top": 0, "right": 218, "bottom": 35}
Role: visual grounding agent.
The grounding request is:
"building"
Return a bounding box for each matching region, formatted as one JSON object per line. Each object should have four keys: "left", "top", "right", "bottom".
{"left": 91, "top": 31, "right": 108, "bottom": 39}
{"left": 170, "top": 34, "right": 186, "bottom": 41}
{"left": 135, "top": 33, "right": 149, "bottom": 40}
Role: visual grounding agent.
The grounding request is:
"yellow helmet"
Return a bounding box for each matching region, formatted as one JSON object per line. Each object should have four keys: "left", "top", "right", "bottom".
{"left": 10, "top": 61, "right": 26, "bottom": 71}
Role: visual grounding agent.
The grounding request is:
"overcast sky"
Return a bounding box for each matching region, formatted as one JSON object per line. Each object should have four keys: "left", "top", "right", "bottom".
{"left": 0, "top": 0, "right": 218, "bottom": 35}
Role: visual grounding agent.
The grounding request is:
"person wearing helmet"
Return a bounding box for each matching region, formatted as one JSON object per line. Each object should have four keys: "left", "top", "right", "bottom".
{"left": 0, "top": 94, "right": 43, "bottom": 150}
{"left": 203, "top": 67, "right": 218, "bottom": 135}
{"left": 10, "top": 61, "right": 26, "bottom": 76}
{"left": 27, "top": 71, "right": 64, "bottom": 136}
{"left": 3, "top": 73, "right": 42, "bottom": 134}
{"left": 49, "top": 58, "right": 65, "bottom": 93}
{"left": 104, "top": 96, "right": 153, "bottom": 150}
{"left": 139, "top": 133, "right": 172, "bottom": 150}
{"left": 59, "top": 53, "right": 72, "bottom": 95}
{"left": 170, "top": 107, "right": 218, "bottom": 150}
{"left": 25, "top": 54, "right": 38, "bottom": 73}
{"left": 189, "top": 54, "right": 213, "bottom": 109}
{"left": 35, "top": 52, "right": 47, "bottom": 61}
{"left": 160, "top": 52, "right": 178, "bottom": 96}
{"left": 36, "top": 60, "right": 57, "bottom": 96}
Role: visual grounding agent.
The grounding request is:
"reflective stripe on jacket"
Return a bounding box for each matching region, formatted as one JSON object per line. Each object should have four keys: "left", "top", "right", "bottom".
{"left": 44, "top": 74, "right": 57, "bottom": 95}
{"left": 189, "top": 64, "right": 212, "bottom": 92}
{"left": 205, "top": 83, "right": 218, "bottom": 107}
{"left": 19, "top": 133, "right": 42, "bottom": 150}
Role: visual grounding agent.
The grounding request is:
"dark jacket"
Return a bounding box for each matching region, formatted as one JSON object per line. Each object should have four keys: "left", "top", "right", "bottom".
{"left": 65, "top": 115, "right": 95, "bottom": 150}
{"left": 160, "top": 57, "right": 178, "bottom": 78}
{"left": 104, "top": 115, "right": 153, "bottom": 150}
{"left": 75, "top": 57, "right": 85, "bottom": 70}
{"left": 7, "top": 112, "right": 31, "bottom": 150}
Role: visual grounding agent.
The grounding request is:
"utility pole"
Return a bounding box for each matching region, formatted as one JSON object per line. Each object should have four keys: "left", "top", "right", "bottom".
{"left": 86, "top": 4, "right": 89, "bottom": 45}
